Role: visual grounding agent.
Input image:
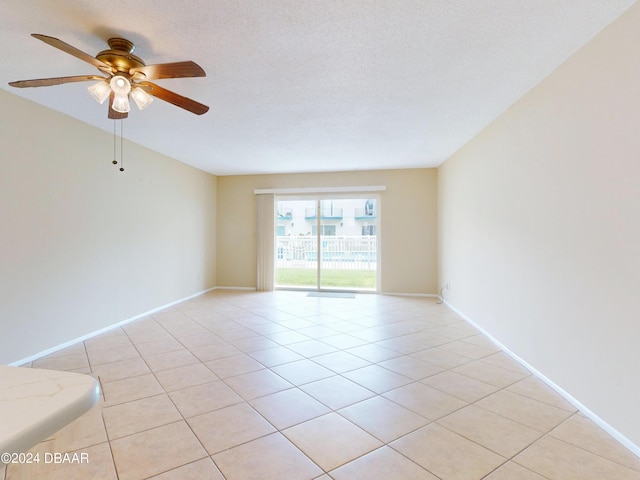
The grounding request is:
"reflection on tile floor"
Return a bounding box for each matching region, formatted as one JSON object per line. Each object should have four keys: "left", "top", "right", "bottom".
{"left": 5, "top": 290, "right": 640, "bottom": 479}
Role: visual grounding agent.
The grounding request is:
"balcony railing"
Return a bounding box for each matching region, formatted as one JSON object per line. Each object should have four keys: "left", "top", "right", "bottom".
{"left": 354, "top": 207, "right": 377, "bottom": 219}
{"left": 304, "top": 207, "right": 343, "bottom": 220}
{"left": 276, "top": 235, "right": 376, "bottom": 270}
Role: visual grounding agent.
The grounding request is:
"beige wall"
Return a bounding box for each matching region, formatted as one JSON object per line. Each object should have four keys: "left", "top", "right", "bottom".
{"left": 0, "top": 91, "right": 217, "bottom": 364}
{"left": 217, "top": 169, "right": 438, "bottom": 294}
{"left": 438, "top": 3, "right": 640, "bottom": 449}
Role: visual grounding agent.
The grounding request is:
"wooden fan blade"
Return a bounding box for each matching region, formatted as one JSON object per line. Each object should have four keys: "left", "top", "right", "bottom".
{"left": 31, "top": 34, "right": 113, "bottom": 72}
{"left": 130, "top": 61, "right": 205, "bottom": 80}
{"left": 108, "top": 92, "right": 128, "bottom": 119}
{"left": 138, "top": 81, "right": 209, "bottom": 115}
{"left": 9, "top": 75, "right": 105, "bottom": 88}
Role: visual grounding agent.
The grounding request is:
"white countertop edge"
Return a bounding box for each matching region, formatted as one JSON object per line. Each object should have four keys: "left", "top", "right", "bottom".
{"left": 0, "top": 367, "right": 101, "bottom": 458}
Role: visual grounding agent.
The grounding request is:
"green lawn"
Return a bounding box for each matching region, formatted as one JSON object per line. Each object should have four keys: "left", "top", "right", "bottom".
{"left": 275, "top": 268, "right": 376, "bottom": 289}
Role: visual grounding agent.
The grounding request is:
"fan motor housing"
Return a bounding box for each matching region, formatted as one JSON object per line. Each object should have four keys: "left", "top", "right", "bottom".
{"left": 96, "top": 38, "right": 145, "bottom": 74}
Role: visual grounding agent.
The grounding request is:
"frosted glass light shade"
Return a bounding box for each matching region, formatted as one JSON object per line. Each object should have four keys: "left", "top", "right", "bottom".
{"left": 111, "top": 93, "right": 130, "bottom": 113}
{"left": 87, "top": 81, "right": 111, "bottom": 104}
{"left": 110, "top": 75, "right": 131, "bottom": 96}
{"left": 131, "top": 86, "right": 154, "bottom": 110}
{"left": 109, "top": 75, "right": 132, "bottom": 113}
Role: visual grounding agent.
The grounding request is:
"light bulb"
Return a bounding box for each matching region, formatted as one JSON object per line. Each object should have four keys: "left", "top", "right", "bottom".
{"left": 87, "top": 80, "right": 111, "bottom": 104}
{"left": 131, "top": 86, "right": 154, "bottom": 110}
{"left": 110, "top": 75, "right": 131, "bottom": 95}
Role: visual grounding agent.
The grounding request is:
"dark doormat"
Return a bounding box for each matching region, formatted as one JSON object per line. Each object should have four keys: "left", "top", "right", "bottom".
{"left": 307, "top": 292, "right": 356, "bottom": 299}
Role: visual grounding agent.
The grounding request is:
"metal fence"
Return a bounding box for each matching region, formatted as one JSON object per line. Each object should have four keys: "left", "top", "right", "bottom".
{"left": 275, "top": 235, "right": 377, "bottom": 270}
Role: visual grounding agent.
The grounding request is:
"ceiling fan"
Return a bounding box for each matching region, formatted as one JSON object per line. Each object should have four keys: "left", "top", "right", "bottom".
{"left": 9, "top": 34, "right": 209, "bottom": 119}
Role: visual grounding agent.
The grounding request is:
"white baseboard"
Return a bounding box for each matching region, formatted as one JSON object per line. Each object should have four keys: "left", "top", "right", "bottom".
{"left": 381, "top": 292, "right": 441, "bottom": 299}
{"left": 10, "top": 286, "right": 217, "bottom": 367}
{"left": 212, "top": 286, "right": 257, "bottom": 291}
{"left": 444, "top": 300, "right": 640, "bottom": 459}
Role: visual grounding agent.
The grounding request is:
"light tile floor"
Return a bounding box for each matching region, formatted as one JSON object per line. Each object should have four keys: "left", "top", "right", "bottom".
{"left": 4, "top": 290, "right": 640, "bottom": 480}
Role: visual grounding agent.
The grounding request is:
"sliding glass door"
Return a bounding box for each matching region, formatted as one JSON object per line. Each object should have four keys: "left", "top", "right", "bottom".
{"left": 274, "top": 196, "right": 378, "bottom": 291}
{"left": 274, "top": 199, "right": 318, "bottom": 289}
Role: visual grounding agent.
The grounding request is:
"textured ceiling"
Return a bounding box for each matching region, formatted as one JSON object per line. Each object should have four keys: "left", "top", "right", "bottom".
{"left": 0, "top": 1, "right": 635, "bottom": 175}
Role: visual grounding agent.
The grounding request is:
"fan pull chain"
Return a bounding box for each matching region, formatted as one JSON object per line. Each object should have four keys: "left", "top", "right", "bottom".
{"left": 111, "top": 120, "right": 125, "bottom": 172}
{"left": 112, "top": 120, "right": 118, "bottom": 166}
{"left": 119, "top": 120, "right": 124, "bottom": 172}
